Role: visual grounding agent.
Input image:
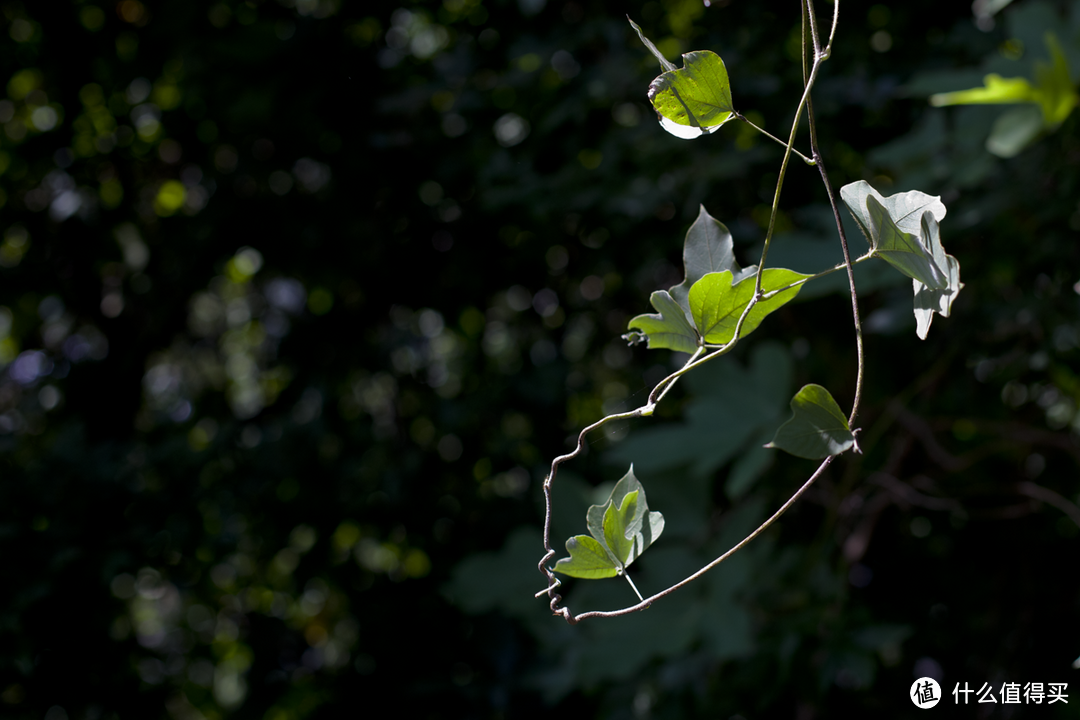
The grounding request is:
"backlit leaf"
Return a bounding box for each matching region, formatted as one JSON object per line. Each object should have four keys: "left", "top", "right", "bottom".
{"left": 553, "top": 535, "right": 620, "bottom": 579}
{"left": 554, "top": 466, "right": 664, "bottom": 579}
{"left": 648, "top": 51, "right": 736, "bottom": 138}
{"left": 625, "top": 290, "right": 700, "bottom": 353}
{"left": 688, "top": 268, "right": 810, "bottom": 345}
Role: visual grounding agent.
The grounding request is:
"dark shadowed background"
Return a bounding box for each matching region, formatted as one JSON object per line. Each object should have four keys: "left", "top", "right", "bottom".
{"left": 1, "top": 0, "right": 1079, "bottom": 718}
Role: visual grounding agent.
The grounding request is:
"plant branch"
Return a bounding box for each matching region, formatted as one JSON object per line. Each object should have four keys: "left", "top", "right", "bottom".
{"left": 561, "top": 457, "right": 835, "bottom": 623}
{"left": 803, "top": 0, "right": 864, "bottom": 426}
{"left": 758, "top": 253, "right": 872, "bottom": 301}
{"left": 538, "top": 0, "right": 857, "bottom": 625}
{"left": 753, "top": 2, "right": 831, "bottom": 300}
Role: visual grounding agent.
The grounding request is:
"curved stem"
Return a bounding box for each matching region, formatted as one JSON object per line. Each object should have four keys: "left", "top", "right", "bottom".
{"left": 539, "top": 0, "right": 854, "bottom": 624}
{"left": 565, "top": 457, "right": 835, "bottom": 623}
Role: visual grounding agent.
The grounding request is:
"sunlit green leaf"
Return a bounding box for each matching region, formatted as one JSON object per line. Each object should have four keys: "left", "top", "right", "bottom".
{"left": 929, "top": 74, "right": 1037, "bottom": 107}
{"left": 625, "top": 290, "right": 700, "bottom": 353}
{"left": 648, "top": 51, "right": 736, "bottom": 137}
{"left": 1032, "top": 33, "right": 1076, "bottom": 127}
{"left": 688, "top": 268, "right": 810, "bottom": 345}
{"left": 766, "top": 384, "right": 855, "bottom": 459}
{"left": 554, "top": 467, "right": 664, "bottom": 580}
{"left": 553, "top": 535, "right": 620, "bottom": 579}
{"left": 928, "top": 33, "right": 1078, "bottom": 157}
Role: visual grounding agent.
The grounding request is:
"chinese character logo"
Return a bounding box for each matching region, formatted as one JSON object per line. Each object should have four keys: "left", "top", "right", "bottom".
{"left": 912, "top": 677, "right": 942, "bottom": 709}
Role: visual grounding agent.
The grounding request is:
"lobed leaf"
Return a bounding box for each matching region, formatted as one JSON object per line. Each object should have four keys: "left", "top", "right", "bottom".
{"left": 929, "top": 74, "right": 1037, "bottom": 107}
{"left": 625, "top": 290, "right": 700, "bottom": 353}
{"left": 839, "top": 180, "right": 962, "bottom": 338}
{"left": 766, "top": 384, "right": 855, "bottom": 459}
{"left": 928, "top": 33, "right": 1077, "bottom": 157}
{"left": 688, "top": 268, "right": 810, "bottom": 345}
{"left": 554, "top": 467, "right": 664, "bottom": 579}
{"left": 553, "top": 535, "right": 620, "bottom": 579}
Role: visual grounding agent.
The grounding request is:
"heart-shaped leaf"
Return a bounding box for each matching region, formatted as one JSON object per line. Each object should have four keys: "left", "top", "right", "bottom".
{"left": 554, "top": 466, "right": 665, "bottom": 579}
{"left": 648, "top": 51, "right": 736, "bottom": 137}
{"left": 627, "top": 206, "right": 761, "bottom": 352}
{"left": 624, "top": 290, "right": 700, "bottom": 353}
{"left": 688, "top": 268, "right": 810, "bottom": 345}
{"left": 766, "top": 384, "right": 855, "bottom": 459}
{"left": 839, "top": 180, "right": 963, "bottom": 339}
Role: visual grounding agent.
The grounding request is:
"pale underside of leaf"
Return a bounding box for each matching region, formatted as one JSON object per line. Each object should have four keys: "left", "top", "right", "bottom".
{"left": 839, "top": 180, "right": 946, "bottom": 243}
{"left": 864, "top": 195, "right": 947, "bottom": 290}
{"left": 913, "top": 212, "right": 963, "bottom": 339}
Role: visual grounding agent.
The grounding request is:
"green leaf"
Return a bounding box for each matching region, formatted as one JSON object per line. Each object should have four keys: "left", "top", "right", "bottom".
{"left": 929, "top": 74, "right": 1037, "bottom": 107}
{"left": 928, "top": 33, "right": 1077, "bottom": 157}
{"left": 648, "top": 51, "right": 736, "bottom": 139}
{"left": 766, "top": 384, "right": 855, "bottom": 459}
{"left": 839, "top": 180, "right": 962, "bottom": 337}
{"left": 627, "top": 16, "right": 676, "bottom": 73}
{"left": 864, "top": 195, "right": 947, "bottom": 290}
{"left": 1033, "top": 33, "right": 1077, "bottom": 128}
{"left": 913, "top": 212, "right": 963, "bottom": 340}
{"left": 554, "top": 466, "right": 664, "bottom": 579}
{"left": 688, "top": 268, "right": 809, "bottom": 345}
{"left": 553, "top": 535, "right": 620, "bottom": 579}
{"left": 668, "top": 205, "right": 754, "bottom": 314}
{"left": 625, "top": 290, "right": 700, "bottom": 353}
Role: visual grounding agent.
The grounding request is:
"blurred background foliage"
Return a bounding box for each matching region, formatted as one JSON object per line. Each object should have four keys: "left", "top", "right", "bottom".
{"left": 1, "top": 0, "right": 1080, "bottom": 718}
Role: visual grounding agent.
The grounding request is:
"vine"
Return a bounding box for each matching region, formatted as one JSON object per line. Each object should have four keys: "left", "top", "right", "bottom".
{"left": 535, "top": 0, "right": 965, "bottom": 625}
